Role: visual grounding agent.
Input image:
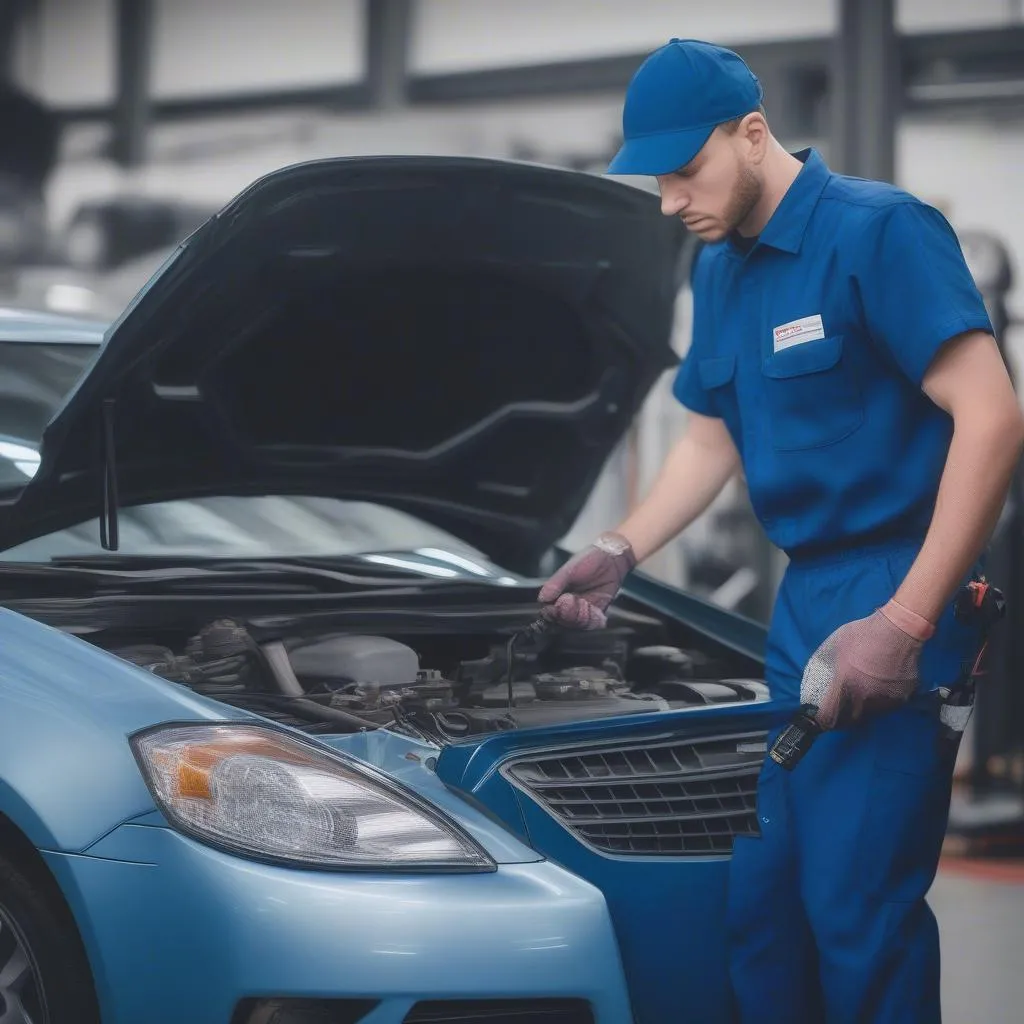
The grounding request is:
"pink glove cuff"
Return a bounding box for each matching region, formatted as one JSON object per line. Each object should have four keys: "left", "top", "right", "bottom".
{"left": 880, "top": 598, "right": 936, "bottom": 642}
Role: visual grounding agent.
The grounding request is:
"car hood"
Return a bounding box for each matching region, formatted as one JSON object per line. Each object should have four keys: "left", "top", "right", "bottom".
{"left": 0, "top": 157, "right": 686, "bottom": 570}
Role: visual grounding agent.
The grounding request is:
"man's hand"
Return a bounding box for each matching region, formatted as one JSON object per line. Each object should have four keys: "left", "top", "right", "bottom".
{"left": 537, "top": 532, "right": 636, "bottom": 629}
{"left": 801, "top": 599, "right": 935, "bottom": 730}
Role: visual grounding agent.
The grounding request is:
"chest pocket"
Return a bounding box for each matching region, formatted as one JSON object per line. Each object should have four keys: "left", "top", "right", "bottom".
{"left": 762, "top": 335, "right": 863, "bottom": 451}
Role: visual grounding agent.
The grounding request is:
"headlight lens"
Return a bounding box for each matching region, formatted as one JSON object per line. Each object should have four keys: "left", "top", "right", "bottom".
{"left": 131, "top": 724, "right": 494, "bottom": 870}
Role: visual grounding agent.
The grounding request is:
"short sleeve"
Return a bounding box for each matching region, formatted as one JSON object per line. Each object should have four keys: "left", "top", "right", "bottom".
{"left": 672, "top": 245, "right": 720, "bottom": 416}
{"left": 857, "top": 201, "right": 994, "bottom": 386}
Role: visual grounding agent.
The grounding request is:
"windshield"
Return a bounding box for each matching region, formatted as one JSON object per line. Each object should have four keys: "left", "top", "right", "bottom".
{"left": 0, "top": 494, "right": 503, "bottom": 572}
{"left": 0, "top": 338, "right": 99, "bottom": 486}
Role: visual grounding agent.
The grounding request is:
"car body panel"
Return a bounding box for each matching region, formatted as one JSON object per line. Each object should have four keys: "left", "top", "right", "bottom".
{"left": 46, "top": 826, "right": 635, "bottom": 1024}
{"left": 0, "top": 607, "right": 247, "bottom": 852}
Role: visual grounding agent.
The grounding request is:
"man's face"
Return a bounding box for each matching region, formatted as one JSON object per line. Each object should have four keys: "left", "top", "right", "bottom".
{"left": 656, "top": 125, "right": 762, "bottom": 243}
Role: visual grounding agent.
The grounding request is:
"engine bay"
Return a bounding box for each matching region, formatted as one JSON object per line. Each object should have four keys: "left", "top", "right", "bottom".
{"left": 108, "top": 614, "right": 768, "bottom": 742}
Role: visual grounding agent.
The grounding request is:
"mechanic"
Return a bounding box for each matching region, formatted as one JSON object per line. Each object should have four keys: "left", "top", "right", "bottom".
{"left": 537, "top": 38, "right": 1024, "bottom": 1024}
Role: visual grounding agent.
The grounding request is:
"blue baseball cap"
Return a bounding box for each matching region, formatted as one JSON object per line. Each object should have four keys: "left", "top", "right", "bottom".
{"left": 607, "top": 39, "right": 763, "bottom": 176}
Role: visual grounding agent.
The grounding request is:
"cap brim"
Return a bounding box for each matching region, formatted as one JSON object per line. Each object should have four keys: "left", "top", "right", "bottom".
{"left": 606, "top": 125, "right": 715, "bottom": 175}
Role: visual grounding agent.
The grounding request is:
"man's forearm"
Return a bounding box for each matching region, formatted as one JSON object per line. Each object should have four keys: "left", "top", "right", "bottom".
{"left": 894, "top": 411, "right": 1024, "bottom": 623}
{"left": 613, "top": 422, "right": 740, "bottom": 563}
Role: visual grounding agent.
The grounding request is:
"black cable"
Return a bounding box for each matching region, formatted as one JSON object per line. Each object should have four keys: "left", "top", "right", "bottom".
{"left": 505, "top": 617, "right": 554, "bottom": 722}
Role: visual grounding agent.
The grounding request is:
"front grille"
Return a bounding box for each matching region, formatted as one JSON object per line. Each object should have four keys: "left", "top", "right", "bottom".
{"left": 403, "top": 999, "right": 594, "bottom": 1023}
{"left": 232, "top": 997, "right": 379, "bottom": 1023}
{"left": 503, "top": 731, "right": 767, "bottom": 856}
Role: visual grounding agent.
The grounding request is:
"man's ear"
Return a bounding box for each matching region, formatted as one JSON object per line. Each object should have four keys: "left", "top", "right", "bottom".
{"left": 742, "top": 112, "right": 769, "bottom": 162}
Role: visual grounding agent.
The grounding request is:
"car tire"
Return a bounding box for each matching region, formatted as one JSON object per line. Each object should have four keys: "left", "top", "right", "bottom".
{"left": 0, "top": 854, "right": 100, "bottom": 1024}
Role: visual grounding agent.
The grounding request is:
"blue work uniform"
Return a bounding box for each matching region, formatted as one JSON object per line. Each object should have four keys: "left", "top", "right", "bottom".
{"left": 673, "top": 149, "right": 995, "bottom": 1023}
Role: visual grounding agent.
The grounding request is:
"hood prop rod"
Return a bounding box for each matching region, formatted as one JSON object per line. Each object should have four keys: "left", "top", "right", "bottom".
{"left": 99, "top": 397, "right": 120, "bottom": 551}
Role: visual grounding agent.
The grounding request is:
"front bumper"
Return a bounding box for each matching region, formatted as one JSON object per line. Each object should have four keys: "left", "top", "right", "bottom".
{"left": 43, "top": 823, "right": 634, "bottom": 1024}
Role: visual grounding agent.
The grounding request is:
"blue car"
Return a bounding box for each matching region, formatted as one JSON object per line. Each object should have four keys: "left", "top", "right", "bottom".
{"left": 0, "top": 157, "right": 780, "bottom": 1024}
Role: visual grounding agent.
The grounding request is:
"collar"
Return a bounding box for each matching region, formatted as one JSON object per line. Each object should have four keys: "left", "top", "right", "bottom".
{"left": 733, "top": 148, "right": 831, "bottom": 257}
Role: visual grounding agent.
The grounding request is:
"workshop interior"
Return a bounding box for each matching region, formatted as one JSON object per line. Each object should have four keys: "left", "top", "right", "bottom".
{"left": 0, "top": 2, "right": 1021, "bottom": 1023}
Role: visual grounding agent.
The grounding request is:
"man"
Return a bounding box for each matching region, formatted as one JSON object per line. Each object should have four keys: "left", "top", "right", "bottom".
{"left": 538, "top": 38, "right": 1024, "bottom": 1024}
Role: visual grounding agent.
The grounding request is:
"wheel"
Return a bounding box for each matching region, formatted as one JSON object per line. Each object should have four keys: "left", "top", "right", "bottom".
{"left": 0, "top": 855, "right": 99, "bottom": 1023}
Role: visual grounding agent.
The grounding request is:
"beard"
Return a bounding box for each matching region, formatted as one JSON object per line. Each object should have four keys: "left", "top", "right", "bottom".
{"left": 723, "top": 163, "right": 763, "bottom": 235}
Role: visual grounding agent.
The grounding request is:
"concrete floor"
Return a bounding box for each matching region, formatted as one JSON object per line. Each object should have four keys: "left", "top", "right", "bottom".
{"left": 932, "top": 864, "right": 1024, "bottom": 1024}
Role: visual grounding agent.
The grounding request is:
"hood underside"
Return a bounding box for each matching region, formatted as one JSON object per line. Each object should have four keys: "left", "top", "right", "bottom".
{"left": 0, "top": 157, "right": 688, "bottom": 569}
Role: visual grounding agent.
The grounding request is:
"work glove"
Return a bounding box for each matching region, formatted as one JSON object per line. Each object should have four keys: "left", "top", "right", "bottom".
{"left": 537, "top": 531, "right": 637, "bottom": 629}
{"left": 800, "top": 599, "right": 936, "bottom": 730}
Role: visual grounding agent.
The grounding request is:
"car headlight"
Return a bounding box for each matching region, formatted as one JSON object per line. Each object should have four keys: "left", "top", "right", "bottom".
{"left": 130, "top": 723, "right": 494, "bottom": 871}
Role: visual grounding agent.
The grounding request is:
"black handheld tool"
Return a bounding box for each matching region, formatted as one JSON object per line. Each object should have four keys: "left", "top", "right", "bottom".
{"left": 769, "top": 577, "right": 1005, "bottom": 771}
{"left": 768, "top": 704, "right": 823, "bottom": 769}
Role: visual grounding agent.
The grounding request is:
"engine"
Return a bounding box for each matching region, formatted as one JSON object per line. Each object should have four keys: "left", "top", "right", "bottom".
{"left": 112, "top": 617, "right": 767, "bottom": 741}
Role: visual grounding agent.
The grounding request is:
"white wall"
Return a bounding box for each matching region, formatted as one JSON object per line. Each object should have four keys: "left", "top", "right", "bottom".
{"left": 409, "top": 0, "right": 837, "bottom": 74}
{"left": 897, "top": 0, "right": 1022, "bottom": 32}
{"left": 151, "top": 0, "right": 364, "bottom": 99}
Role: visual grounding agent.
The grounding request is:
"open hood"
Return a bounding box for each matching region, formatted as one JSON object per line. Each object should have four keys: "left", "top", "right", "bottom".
{"left": 0, "top": 157, "right": 687, "bottom": 570}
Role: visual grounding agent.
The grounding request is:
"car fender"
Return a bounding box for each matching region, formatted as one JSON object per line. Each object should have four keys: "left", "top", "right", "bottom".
{"left": 0, "top": 608, "right": 241, "bottom": 852}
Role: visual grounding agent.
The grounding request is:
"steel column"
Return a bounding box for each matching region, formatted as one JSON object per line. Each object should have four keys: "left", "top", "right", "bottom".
{"left": 0, "top": 0, "right": 35, "bottom": 80}
{"left": 365, "top": 0, "right": 411, "bottom": 111}
{"left": 111, "top": 0, "right": 153, "bottom": 168}
{"left": 831, "top": 0, "right": 899, "bottom": 181}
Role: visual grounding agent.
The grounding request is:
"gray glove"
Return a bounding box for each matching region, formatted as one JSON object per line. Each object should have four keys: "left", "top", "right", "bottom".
{"left": 537, "top": 532, "right": 636, "bottom": 629}
{"left": 800, "top": 599, "right": 934, "bottom": 729}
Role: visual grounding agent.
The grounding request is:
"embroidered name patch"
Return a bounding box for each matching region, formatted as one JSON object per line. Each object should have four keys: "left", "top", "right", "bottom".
{"left": 773, "top": 314, "right": 825, "bottom": 352}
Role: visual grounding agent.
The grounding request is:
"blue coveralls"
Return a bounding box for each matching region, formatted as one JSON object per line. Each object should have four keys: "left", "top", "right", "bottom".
{"left": 673, "top": 149, "right": 996, "bottom": 1023}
